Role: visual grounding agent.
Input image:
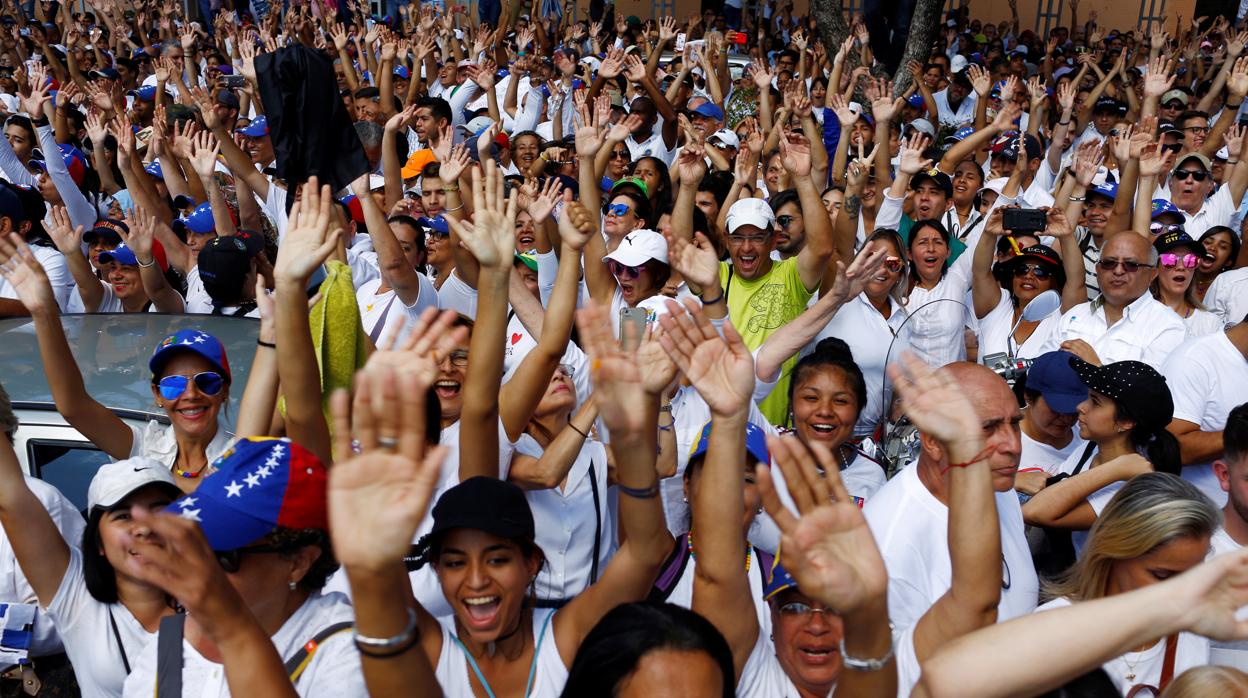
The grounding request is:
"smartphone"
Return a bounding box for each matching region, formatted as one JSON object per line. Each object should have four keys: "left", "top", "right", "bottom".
{"left": 619, "top": 307, "right": 648, "bottom": 350}
{"left": 220, "top": 74, "right": 247, "bottom": 89}
{"left": 734, "top": 32, "right": 747, "bottom": 45}
{"left": 674, "top": 33, "right": 686, "bottom": 52}
{"left": 1002, "top": 208, "right": 1047, "bottom": 233}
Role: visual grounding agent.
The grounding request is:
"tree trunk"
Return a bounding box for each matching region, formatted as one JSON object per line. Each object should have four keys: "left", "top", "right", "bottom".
{"left": 810, "top": 0, "right": 851, "bottom": 60}
{"left": 891, "top": 0, "right": 944, "bottom": 96}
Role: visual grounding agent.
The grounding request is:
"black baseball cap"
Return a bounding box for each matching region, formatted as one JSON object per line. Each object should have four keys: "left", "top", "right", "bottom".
{"left": 1153, "top": 230, "right": 1212, "bottom": 259}
{"left": 412, "top": 476, "right": 536, "bottom": 568}
{"left": 85, "top": 218, "right": 128, "bottom": 245}
{"left": 911, "top": 168, "right": 953, "bottom": 197}
{"left": 1093, "top": 97, "right": 1128, "bottom": 115}
{"left": 1069, "top": 358, "right": 1174, "bottom": 431}
{"left": 197, "top": 233, "right": 264, "bottom": 301}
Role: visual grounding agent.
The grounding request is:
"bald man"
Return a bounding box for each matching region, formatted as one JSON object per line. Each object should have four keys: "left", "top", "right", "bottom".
{"left": 1039, "top": 232, "right": 1186, "bottom": 370}
{"left": 864, "top": 363, "right": 1039, "bottom": 685}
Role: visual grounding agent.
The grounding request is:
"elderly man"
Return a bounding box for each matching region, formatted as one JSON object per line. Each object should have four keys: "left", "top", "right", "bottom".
{"left": 1169, "top": 151, "right": 1248, "bottom": 239}
{"left": 864, "top": 362, "right": 1039, "bottom": 691}
{"left": 1039, "top": 232, "right": 1186, "bottom": 369}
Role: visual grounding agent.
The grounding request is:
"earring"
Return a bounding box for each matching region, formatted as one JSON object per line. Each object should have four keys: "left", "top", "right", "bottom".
{"left": 682, "top": 496, "right": 688, "bottom": 503}
{"left": 756, "top": 507, "right": 763, "bottom": 515}
{"left": 288, "top": 581, "right": 297, "bottom": 591}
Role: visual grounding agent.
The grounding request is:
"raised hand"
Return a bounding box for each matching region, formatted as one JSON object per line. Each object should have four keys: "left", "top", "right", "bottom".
{"left": 656, "top": 297, "right": 754, "bottom": 418}
{"left": 576, "top": 301, "right": 650, "bottom": 437}
{"left": 598, "top": 46, "right": 625, "bottom": 79}
{"left": 622, "top": 54, "right": 647, "bottom": 83}
{"left": 187, "top": 130, "right": 220, "bottom": 179}
{"left": 1143, "top": 57, "right": 1176, "bottom": 98}
{"left": 525, "top": 175, "right": 563, "bottom": 224}
{"left": 756, "top": 434, "right": 888, "bottom": 615}
{"left": 447, "top": 161, "right": 516, "bottom": 269}
{"left": 675, "top": 139, "right": 708, "bottom": 183}
{"left": 828, "top": 242, "right": 888, "bottom": 302}
{"left": 273, "top": 177, "right": 342, "bottom": 285}
{"left": 1137, "top": 142, "right": 1177, "bottom": 177}
{"left": 1072, "top": 140, "right": 1104, "bottom": 186}
{"left": 750, "top": 59, "right": 773, "bottom": 90}
{"left": 555, "top": 192, "right": 595, "bottom": 251}
{"left": 45, "top": 206, "right": 83, "bottom": 256}
{"left": 0, "top": 233, "right": 56, "bottom": 314}
{"left": 122, "top": 206, "right": 160, "bottom": 263}
{"left": 888, "top": 353, "right": 982, "bottom": 446}
{"left": 896, "top": 133, "right": 933, "bottom": 175}
{"left": 665, "top": 231, "right": 720, "bottom": 291}
{"left": 636, "top": 326, "right": 678, "bottom": 396}
{"left": 1057, "top": 81, "right": 1077, "bottom": 114}
{"left": 437, "top": 142, "right": 470, "bottom": 184}
{"left": 779, "top": 131, "right": 812, "bottom": 177}
{"left": 830, "top": 93, "right": 858, "bottom": 127}
{"left": 967, "top": 63, "right": 992, "bottom": 98}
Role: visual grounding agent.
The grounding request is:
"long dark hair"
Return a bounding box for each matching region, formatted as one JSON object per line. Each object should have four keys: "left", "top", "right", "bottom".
{"left": 561, "top": 601, "right": 734, "bottom": 698}
{"left": 1115, "top": 401, "right": 1182, "bottom": 475}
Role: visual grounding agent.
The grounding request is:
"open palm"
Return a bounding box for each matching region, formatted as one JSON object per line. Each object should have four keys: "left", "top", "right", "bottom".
{"left": 656, "top": 298, "right": 753, "bottom": 417}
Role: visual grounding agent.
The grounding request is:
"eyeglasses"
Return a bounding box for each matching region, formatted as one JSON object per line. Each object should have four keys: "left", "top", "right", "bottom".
{"left": 776, "top": 214, "right": 797, "bottom": 228}
{"left": 157, "top": 372, "right": 225, "bottom": 401}
{"left": 1172, "top": 169, "right": 1210, "bottom": 182}
{"left": 556, "top": 363, "right": 575, "bottom": 378}
{"left": 607, "top": 259, "right": 644, "bottom": 278}
{"left": 1149, "top": 222, "right": 1185, "bottom": 236}
{"left": 606, "top": 203, "right": 633, "bottom": 218}
{"left": 215, "top": 544, "right": 286, "bottom": 573}
{"left": 1012, "top": 263, "right": 1053, "bottom": 280}
{"left": 727, "top": 233, "right": 771, "bottom": 246}
{"left": 777, "top": 601, "right": 835, "bottom": 618}
{"left": 1097, "top": 258, "right": 1153, "bottom": 273}
{"left": 883, "top": 256, "right": 905, "bottom": 273}
{"left": 445, "top": 349, "right": 469, "bottom": 367}
{"left": 1159, "top": 252, "right": 1199, "bottom": 269}
{"left": 610, "top": 149, "right": 629, "bottom": 160}
{"left": 1182, "top": 125, "right": 1210, "bottom": 135}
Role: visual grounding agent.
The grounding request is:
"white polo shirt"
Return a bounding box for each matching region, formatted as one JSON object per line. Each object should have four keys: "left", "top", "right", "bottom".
{"left": 1163, "top": 331, "right": 1248, "bottom": 507}
{"left": 932, "top": 88, "right": 977, "bottom": 127}
{"left": 1040, "top": 293, "right": 1187, "bottom": 370}
{"left": 1179, "top": 184, "right": 1241, "bottom": 240}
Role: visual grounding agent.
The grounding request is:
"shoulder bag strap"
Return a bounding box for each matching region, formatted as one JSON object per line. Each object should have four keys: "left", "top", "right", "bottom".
{"left": 1158, "top": 633, "right": 1180, "bottom": 690}
{"left": 108, "top": 608, "right": 132, "bottom": 676}
{"left": 588, "top": 458, "right": 602, "bottom": 585}
{"left": 284, "top": 622, "right": 355, "bottom": 683}
{"left": 649, "top": 534, "right": 692, "bottom": 602}
{"left": 154, "top": 614, "right": 186, "bottom": 698}
{"left": 1071, "top": 442, "right": 1098, "bottom": 477}
{"left": 367, "top": 295, "right": 401, "bottom": 344}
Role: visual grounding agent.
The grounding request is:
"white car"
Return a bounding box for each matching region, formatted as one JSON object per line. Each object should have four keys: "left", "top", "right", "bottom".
{"left": 2, "top": 313, "right": 257, "bottom": 511}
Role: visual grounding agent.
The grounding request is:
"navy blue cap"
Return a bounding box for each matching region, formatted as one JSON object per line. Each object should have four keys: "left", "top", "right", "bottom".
{"left": 173, "top": 202, "right": 216, "bottom": 235}
{"left": 0, "top": 182, "right": 24, "bottom": 225}
{"left": 1026, "top": 351, "right": 1087, "bottom": 414}
{"left": 689, "top": 421, "right": 769, "bottom": 465}
{"left": 237, "top": 115, "right": 268, "bottom": 138}
{"left": 691, "top": 102, "right": 724, "bottom": 121}
{"left": 89, "top": 67, "right": 120, "bottom": 81}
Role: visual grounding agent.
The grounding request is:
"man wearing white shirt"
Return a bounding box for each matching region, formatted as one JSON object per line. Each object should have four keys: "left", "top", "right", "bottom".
{"left": 1040, "top": 232, "right": 1186, "bottom": 370}
{"left": 1164, "top": 322, "right": 1248, "bottom": 506}
{"left": 1209, "top": 403, "right": 1248, "bottom": 670}
{"left": 1205, "top": 266, "right": 1248, "bottom": 327}
{"left": 932, "top": 70, "right": 977, "bottom": 127}
{"left": 1170, "top": 152, "right": 1248, "bottom": 239}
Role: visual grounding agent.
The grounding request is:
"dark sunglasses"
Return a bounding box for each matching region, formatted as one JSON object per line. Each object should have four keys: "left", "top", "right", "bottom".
{"left": 610, "top": 149, "right": 629, "bottom": 159}
{"left": 157, "top": 372, "right": 225, "bottom": 401}
{"left": 776, "top": 214, "right": 797, "bottom": 228}
{"left": 1097, "top": 258, "right": 1152, "bottom": 273}
{"left": 1172, "top": 169, "right": 1210, "bottom": 182}
{"left": 215, "top": 544, "right": 286, "bottom": 573}
{"left": 1013, "top": 263, "right": 1053, "bottom": 280}
{"left": 607, "top": 259, "right": 643, "bottom": 279}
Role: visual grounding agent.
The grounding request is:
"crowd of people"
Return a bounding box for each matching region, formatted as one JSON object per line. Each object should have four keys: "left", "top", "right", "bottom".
{"left": 0, "top": 0, "right": 1244, "bottom": 695}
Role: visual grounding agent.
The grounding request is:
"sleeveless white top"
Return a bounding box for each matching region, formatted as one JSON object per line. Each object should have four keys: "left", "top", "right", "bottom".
{"left": 434, "top": 608, "right": 567, "bottom": 697}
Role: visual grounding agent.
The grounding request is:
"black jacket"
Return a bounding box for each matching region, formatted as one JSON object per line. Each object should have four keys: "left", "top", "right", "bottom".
{"left": 254, "top": 45, "right": 369, "bottom": 198}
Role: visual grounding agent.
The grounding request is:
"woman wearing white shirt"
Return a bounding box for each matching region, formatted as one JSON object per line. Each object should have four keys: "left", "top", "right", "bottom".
{"left": 971, "top": 207, "right": 1087, "bottom": 362}
{"left": 1150, "top": 230, "right": 1225, "bottom": 338}
{"left": 3, "top": 234, "right": 233, "bottom": 492}
{"left": 1036, "top": 473, "right": 1219, "bottom": 695}
{"left": 1024, "top": 359, "right": 1184, "bottom": 556}
{"left": 903, "top": 218, "right": 974, "bottom": 367}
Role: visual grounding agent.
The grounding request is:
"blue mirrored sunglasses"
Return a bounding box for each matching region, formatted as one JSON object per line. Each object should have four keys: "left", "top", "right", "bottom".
{"left": 157, "top": 372, "right": 225, "bottom": 401}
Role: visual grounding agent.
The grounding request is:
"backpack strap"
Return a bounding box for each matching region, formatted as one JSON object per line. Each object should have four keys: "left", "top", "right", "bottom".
{"left": 154, "top": 614, "right": 186, "bottom": 698}
{"left": 648, "top": 533, "right": 692, "bottom": 602}
{"left": 284, "top": 622, "right": 354, "bottom": 683}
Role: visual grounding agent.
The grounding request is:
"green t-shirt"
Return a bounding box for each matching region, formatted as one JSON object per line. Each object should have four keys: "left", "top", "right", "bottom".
{"left": 719, "top": 257, "right": 816, "bottom": 425}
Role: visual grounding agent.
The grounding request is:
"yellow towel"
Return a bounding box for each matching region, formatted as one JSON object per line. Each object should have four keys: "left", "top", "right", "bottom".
{"left": 280, "top": 260, "right": 368, "bottom": 455}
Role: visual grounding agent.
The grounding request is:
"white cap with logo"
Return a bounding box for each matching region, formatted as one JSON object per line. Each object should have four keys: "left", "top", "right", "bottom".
{"left": 708, "top": 129, "right": 740, "bottom": 149}
{"left": 725, "top": 198, "right": 776, "bottom": 235}
{"left": 87, "top": 457, "right": 180, "bottom": 511}
{"left": 604, "top": 229, "right": 669, "bottom": 267}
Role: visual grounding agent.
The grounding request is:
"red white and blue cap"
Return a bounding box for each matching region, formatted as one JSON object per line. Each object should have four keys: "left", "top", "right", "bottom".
{"left": 173, "top": 201, "right": 216, "bottom": 234}
{"left": 170, "top": 437, "right": 329, "bottom": 551}
{"left": 1151, "top": 199, "right": 1183, "bottom": 220}
{"left": 763, "top": 552, "right": 797, "bottom": 600}
{"left": 98, "top": 241, "right": 169, "bottom": 271}
{"left": 149, "top": 329, "right": 231, "bottom": 381}
{"left": 29, "top": 143, "right": 88, "bottom": 186}
{"left": 237, "top": 115, "right": 269, "bottom": 138}
{"left": 689, "top": 420, "right": 770, "bottom": 465}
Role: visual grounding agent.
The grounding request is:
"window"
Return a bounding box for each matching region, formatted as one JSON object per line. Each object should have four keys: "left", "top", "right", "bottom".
{"left": 27, "top": 440, "right": 111, "bottom": 514}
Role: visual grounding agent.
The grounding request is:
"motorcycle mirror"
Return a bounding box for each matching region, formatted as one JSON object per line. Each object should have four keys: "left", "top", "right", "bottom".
{"left": 1021, "top": 290, "right": 1060, "bottom": 322}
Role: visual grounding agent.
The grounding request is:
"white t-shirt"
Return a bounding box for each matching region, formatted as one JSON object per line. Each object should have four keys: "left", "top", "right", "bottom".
{"left": 625, "top": 124, "right": 676, "bottom": 166}
{"left": 514, "top": 435, "right": 617, "bottom": 603}
{"left": 0, "top": 244, "right": 73, "bottom": 311}
{"left": 977, "top": 291, "right": 1062, "bottom": 362}
{"left": 356, "top": 274, "right": 440, "bottom": 343}
{"left": 2, "top": 478, "right": 86, "bottom": 657}
{"left": 65, "top": 277, "right": 109, "bottom": 314}
{"left": 1209, "top": 530, "right": 1248, "bottom": 670}
{"left": 1018, "top": 429, "right": 1086, "bottom": 477}
{"left": 46, "top": 548, "right": 155, "bottom": 697}
{"left": 863, "top": 463, "right": 1040, "bottom": 631}
{"left": 665, "top": 544, "right": 773, "bottom": 642}
{"left": 1205, "top": 268, "right": 1248, "bottom": 328}
{"left": 903, "top": 253, "right": 977, "bottom": 368}
{"left": 1184, "top": 307, "right": 1226, "bottom": 338}
{"left": 121, "top": 591, "right": 363, "bottom": 697}
{"left": 736, "top": 629, "right": 802, "bottom": 697}
{"left": 1036, "top": 597, "right": 1209, "bottom": 693}
{"left": 1163, "top": 331, "right": 1248, "bottom": 508}
{"left": 436, "top": 269, "right": 479, "bottom": 319}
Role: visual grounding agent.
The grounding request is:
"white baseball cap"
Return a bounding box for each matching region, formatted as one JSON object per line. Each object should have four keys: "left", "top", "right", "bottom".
{"left": 906, "top": 118, "right": 936, "bottom": 138}
{"left": 604, "top": 229, "right": 669, "bottom": 267}
{"left": 459, "top": 116, "right": 495, "bottom": 136}
{"left": 725, "top": 198, "right": 776, "bottom": 234}
{"left": 87, "top": 457, "right": 180, "bottom": 511}
{"left": 708, "top": 129, "right": 740, "bottom": 149}
{"left": 950, "top": 55, "right": 969, "bottom": 74}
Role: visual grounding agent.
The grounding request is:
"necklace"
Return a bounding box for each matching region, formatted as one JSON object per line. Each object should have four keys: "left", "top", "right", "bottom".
{"left": 686, "top": 532, "right": 751, "bottom": 573}
{"left": 171, "top": 461, "right": 208, "bottom": 479}
{"left": 1122, "top": 646, "right": 1148, "bottom": 682}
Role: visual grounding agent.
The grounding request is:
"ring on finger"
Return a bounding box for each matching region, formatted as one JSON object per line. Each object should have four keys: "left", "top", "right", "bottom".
{"left": 377, "top": 436, "right": 400, "bottom": 451}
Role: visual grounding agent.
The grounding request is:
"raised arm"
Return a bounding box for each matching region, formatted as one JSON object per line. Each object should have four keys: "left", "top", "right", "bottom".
{"left": 271, "top": 179, "right": 343, "bottom": 465}
{"left": 125, "top": 208, "right": 185, "bottom": 313}
{"left": 352, "top": 174, "right": 422, "bottom": 306}
{"left": 970, "top": 208, "right": 1007, "bottom": 320}
{"left": 782, "top": 136, "right": 834, "bottom": 293}
{"left": 45, "top": 206, "right": 103, "bottom": 313}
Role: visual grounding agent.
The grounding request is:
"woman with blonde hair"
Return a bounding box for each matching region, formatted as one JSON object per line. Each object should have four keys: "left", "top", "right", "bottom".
{"left": 1161, "top": 665, "right": 1248, "bottom": 697}
{"left": 1037, "top": 472, "right": 1221, "bottom": 696}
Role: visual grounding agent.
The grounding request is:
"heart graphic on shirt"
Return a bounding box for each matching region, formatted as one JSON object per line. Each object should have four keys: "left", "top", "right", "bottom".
{"left": 511, "top": 333, "right": 523, "bottom": 345}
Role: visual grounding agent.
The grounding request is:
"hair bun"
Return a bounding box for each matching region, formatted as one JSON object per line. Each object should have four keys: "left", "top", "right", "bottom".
{"left": 813, "top": 337, "right": 855, "bottom": 364}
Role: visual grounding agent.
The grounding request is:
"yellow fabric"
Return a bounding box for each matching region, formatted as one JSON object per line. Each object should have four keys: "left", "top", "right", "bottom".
{"left": 719, "top": 258, "right": 815, "bottom": 425}
{"left": 279, "top": 260, "right": 368, "bottom": 454}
